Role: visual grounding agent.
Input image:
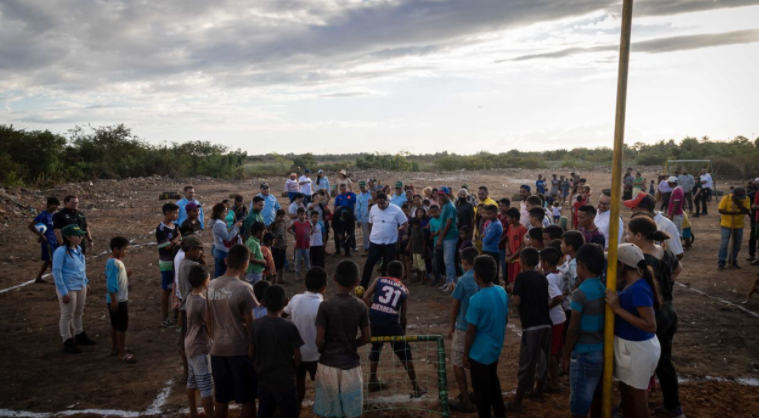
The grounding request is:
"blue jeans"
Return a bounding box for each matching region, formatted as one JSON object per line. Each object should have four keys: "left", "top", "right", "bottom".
{"left": 295, "top": 248, "right": 310, "bottom": 276}
{"left": 499, "top": 248, "right": 507, "bottom": 283}
{"left": 718, "top": 226, "right": 743, "bottom": 267}
{"left": 569, "top": 350, "right": 603, "bottom": 416}
{"left": 212, "top": 246, "right": 228, "bottom": 278}
{"left": 443, "top": 239, "right": 457, "bottom": 284}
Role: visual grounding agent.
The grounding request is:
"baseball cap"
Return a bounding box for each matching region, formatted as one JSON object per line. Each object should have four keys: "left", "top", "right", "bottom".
{"left": 359, "top": 180, "right": 367, "bottom": 187}
{"left": 182, "top": 235, "right": 203, "bottom": 250}
{"left": 461, "top": 184, "right": 469, "bottom": 189}
{"left": 395, "top": 181, "right": 403, "bottom": 188}
{"left": 317, "top": 169, "right": 324, "bottom": 174}
{"left": 260, "top": 182, "right": 269, "bottom": 189}
{"left": 623, "top": 192, "right": 655, "bottom": 210}
{"left": 186, "top": 201, "right": 200, "bottom": 212}
{"left": 340, "top": 169, "right": 347, "bottom": 175}
{"left": 733, "top": 187, "right": 747, "bottom": 197}
{"left": 304, "top": 169, "right": 311, "bottom": 174}
{"left": 667, "top": 176, "right": 678, "bottom": 183}
{"left": 616, "top": 243, "right": 645, "bottom": 268}
{"left": 438, "top": 187, "right": 451, "bottom": 195}
{"left": 61, "top": 224, "right": 86, "bottom": 237}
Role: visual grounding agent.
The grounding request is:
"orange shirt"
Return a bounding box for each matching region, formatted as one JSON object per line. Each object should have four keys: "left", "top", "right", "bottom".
{"left": 507, "top": 224, "right": 527, "bottom": 262}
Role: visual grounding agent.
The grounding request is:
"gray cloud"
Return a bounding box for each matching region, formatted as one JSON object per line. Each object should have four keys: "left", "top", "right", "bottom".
{"left": 502, "top": 29, "right": 759, "bottom": 61}
{"left": 0, "top": 0, "right": 756, "bottom": 94}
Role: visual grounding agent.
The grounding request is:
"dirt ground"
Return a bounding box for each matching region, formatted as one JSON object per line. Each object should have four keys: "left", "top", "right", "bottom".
{"left": 1, "top": 168, "right": 759, "bottom": 418}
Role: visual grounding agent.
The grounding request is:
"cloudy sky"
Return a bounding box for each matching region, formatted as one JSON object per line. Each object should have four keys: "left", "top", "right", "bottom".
{"left": 1, "top": 0, "right": 758, "bottom": 154}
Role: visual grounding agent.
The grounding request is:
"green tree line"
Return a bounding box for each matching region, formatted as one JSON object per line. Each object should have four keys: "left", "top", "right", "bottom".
{"left": 0, "top": 124, "right": 247, "bottom": 186}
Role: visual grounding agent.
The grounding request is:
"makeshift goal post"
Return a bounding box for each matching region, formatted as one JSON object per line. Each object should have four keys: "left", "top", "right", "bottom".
{"left": 665, "top": 159, "right": 716, "bottom": 194}
{"left": 362, "top": 335, "right": 450, "bottom": 418}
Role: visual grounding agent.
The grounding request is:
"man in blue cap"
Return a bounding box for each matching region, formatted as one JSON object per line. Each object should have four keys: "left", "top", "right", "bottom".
{"left": 254, "top": 182, "right": 281, "bottom": 227}
{"left": 299, "top": 170, "right": 313, "bottom": 205}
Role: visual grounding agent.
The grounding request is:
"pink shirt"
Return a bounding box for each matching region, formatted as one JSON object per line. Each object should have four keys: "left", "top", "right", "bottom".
{"left": 668, "top": 186, "right": 684, "bottom": 216}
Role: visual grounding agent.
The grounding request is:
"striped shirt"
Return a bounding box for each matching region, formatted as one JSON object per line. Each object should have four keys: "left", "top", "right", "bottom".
{"left": 570, "top": 277, "right": 605, "bottom": 353}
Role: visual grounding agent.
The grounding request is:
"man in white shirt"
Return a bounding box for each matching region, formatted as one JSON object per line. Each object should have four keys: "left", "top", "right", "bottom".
{"left": 299, "top": 169, "right": 313, "bottom": 205}
{"left": 594, "top": 189, "right": 624, "bottom": 250}
{"left": 360, "top": 192, "right": 408, "bottom": 288}
{"left": 623, "top": 192, "right": 683, "bottom": 259}
{"left": 700, "top": 168, "right": 713, "bottom": 208}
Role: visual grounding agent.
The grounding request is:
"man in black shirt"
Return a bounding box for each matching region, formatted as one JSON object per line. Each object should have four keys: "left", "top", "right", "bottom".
{"left": 53, "top": 195, "right": 93, "bottom": 254}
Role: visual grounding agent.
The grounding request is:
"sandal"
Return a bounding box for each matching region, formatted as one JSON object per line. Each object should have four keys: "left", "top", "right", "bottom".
{"left": 448, "top": 399, "right": 475, "bottom": 413}
{"left": 110, "top": 348, "right": 134, "bottom": 357}
{"left": 119, "top": 353, "right": 138, "bottom": 364}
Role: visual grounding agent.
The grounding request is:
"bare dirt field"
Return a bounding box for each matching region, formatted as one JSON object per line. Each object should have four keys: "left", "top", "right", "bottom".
{"left": 1, "top": 168, "right": 759, "bottom": 418}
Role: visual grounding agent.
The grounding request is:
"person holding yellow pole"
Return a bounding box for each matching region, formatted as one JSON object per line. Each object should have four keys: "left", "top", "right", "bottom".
{"left": 604, "top": 244, "right": 661, "bottom": 418}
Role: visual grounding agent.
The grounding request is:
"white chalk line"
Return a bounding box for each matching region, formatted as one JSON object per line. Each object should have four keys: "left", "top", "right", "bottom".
{"left": 676, "top": 282, "right": 759, "bottom": 319}
{"left": 0, "top": 236, "right": 157, "bottom": 295}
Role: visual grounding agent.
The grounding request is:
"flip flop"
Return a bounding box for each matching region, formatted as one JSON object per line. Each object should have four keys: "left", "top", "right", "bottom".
{"left": 119, "top": 353, "right": 138, "bottom": 364}
{"left": 410, "top": 388, "right": 427, "bottom": 399}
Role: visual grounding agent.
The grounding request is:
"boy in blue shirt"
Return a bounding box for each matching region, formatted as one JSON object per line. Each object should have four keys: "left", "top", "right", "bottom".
{"left": 562, "top": 243, "right": 606, "bottom": 418}
{"left": 447, "top": 247, "right": 480, "bottom": 413}
{"left": 106, "top": 236, "right": 135, "bottom": 363}
{"left": 427, "top": 206, "right": 444, "bottom": 286}
{"left": 481, "top": 204, "right": 503, "bottom": 285}
{"left": 29, "top": 197, "right": 60, "bottom": 283}
{"left": 363, "top": 261, "right": 425, "bottom": 397}
{"left": 463, "top": 255, "right": 509, "bottom": 418}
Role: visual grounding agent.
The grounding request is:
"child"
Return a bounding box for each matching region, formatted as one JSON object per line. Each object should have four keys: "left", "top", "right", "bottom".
{"left": 447, "top": 247, "right": 480, "bottom": 413}
{"left": 505, "top": 208, "right": 527, "bottom": 284}
{"left": 539, "top": 247, "right": 566, "bottom": 393}
{"left": 250, "top": 285, "right": 305, "bottom": 418}
{"left": 314, "top": 260, "right": 371, "bottom": 418}
{"left": 185, "top": 264, "right": 215, "bottom": 418}
{"left": 407, "top": 218, "right": 427, "bottom": 283}
{"left": 427, "top": 205, "right": 444, "bottom": 287}
{"left": 261, "top": 232, "right": 277, "bottom": 281}
{"left": 53, "top": 224, "right": 96, "bottom": 353}
{"left": 253, "top": 280, "right": 270, "bottom": 319}
{"left": 508, "top": 247, "right": 552, "bottom": 412}
{"left": 481, "top": 205, "right": 503, "bottom": 285}
{"left": 244, "top": 222, "right": 267, "bottom": 285}
{"left": 559, "top": 231, "right": 584, "bottom": 339}
{"left": 463, "top": 255, "right": 509, "bottom": 418}
{"left": 207, "top": 245, "right": 258, "bottom": 418}
{"left": 180, "top": 201, "right": 203, "bottom": 237}
{"left": 284, "top": 267, "right": 327, "bottom": 411}
{"left": 552, "top": 201, "right": 562, "bottom": 224}
{"left": 526, "top": 196, "right": 551, "bottom": 228}
{"left": 270, "top": 209, "right": 289, "bottom": 284}
{"left": 29, "top": 197, "right": 60, "bottom": 283}
{"left": 309, "top": 210, "right": 325, "bottom": 268}
{"left": 529, "top": 207, "right": 546, "bottom": 230}
{"left": 681, "top": 212, "right": 693, "bottom": 249}
{"left": 178, "top": 235, "right": 205, "bottom": 381}
{"left": 498, "top": 199, "right": 512, "bottom": 283}
{"left": 562, "top": 243, "right": 605, "bottom": 418}
{"left": 157, "top": 202, "right": 182, "bottom": 327}
{"left": 287, "top": 208, "right": 312, "bottom": 280}
{"left": 527, "top": 227, "right": 545, "bottom": 250}
{"left": 106, "top": 236, "right": 134, "bottom": 363}
{"left": 362, "top": 261, "right": 425, "bottom": 397}
{"left": 573, "top": 195, "right": 584, "bottom": 230}
{"left": 288, "top": 193, "right": 306, "bottom": 220}
{"left": 649, "top": 179, "right": 656, "bottom": 195}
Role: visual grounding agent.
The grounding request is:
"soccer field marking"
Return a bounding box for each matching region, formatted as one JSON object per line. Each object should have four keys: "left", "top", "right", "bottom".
{"left": 676, "top": 282, "right": 759, "bottom": 319}
{"left": 0, "top": 378, "right": 173, "bottom": 418}
{"left": 0, "top": 239, "right": 157, "bottom": 295}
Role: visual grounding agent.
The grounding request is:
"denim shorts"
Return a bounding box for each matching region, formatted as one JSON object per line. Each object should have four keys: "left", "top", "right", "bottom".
{"left": 569, "top": 350, "right": 603, "bottom": 416}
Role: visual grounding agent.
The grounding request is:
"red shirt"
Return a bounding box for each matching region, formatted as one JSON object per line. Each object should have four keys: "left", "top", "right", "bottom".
{"left": 507, "top": 224, "right": 527, "bottom": 261}
{"left": 668, "top": 187, "right": 684, "bottom": 216}
{"left": 497, "top": 213, "right": 510, "bottom": 249}
{"left": 292, "top": 220, "right": 312, "bottom": 249}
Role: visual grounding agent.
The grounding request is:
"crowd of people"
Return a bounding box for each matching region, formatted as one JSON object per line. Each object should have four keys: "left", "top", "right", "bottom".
{"left": 31, "top": 166, "right": 759, "bottom": 418}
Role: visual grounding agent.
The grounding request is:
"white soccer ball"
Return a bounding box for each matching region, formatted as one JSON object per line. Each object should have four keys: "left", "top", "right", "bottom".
{"left": 34, "top": 223, "right": 47, "bottom": 235}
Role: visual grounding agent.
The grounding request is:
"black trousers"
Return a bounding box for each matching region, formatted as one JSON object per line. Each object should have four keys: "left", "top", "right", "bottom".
{"left": 660, "top": 192, "right": 671, "bottom": 212}
{"left": 695, "top": 192, "right": 708, "bottom": 216}
{"left": 361, "top": 242, "right": 396, "bottom": 288}
{"left": 483, "top": 251, "right": 500, "bottom": 286}
{"left": 655, "top": 303, "right": 681, "bottom": 410}
{"left": 310, "top": 246, "right": 325, "bottom": 268}
{"left": 334, "top": 229, "right": 355, "bottom": 255}
{"left": 470, "top": 359, "right": 505, "bottom": 418}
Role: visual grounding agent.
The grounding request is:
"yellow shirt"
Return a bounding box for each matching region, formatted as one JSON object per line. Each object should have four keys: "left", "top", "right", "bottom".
{"left": 681, "top": 212, "right": 691, "bottom": 229}
{"left": 718, "top": 195, "right": 750, "bottom": 229}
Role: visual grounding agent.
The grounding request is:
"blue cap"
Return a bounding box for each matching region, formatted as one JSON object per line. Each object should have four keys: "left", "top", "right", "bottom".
{"left": 438, "top": 187, "right": 451, "bottom": 195}
{"left": 304, "top": 169, "right": 311, "bottom": 174}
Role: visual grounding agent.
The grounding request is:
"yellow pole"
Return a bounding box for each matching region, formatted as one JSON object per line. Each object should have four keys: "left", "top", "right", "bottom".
{"left": 602, "top": 0, "right": 634, "bottom": 416}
